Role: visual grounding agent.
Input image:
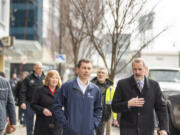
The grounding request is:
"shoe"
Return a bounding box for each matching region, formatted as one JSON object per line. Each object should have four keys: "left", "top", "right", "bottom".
{"left": 20, "top": 120, "right": 23, "bottom": 125}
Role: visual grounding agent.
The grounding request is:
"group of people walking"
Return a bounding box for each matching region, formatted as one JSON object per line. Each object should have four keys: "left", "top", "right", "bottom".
{"left": 0, "top": 58, "right": 169, "bottom": 135}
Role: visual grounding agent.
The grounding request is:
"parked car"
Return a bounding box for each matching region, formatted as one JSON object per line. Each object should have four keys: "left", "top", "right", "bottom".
{"left": 149, "top": 67, "right": 180, "bottom": 135}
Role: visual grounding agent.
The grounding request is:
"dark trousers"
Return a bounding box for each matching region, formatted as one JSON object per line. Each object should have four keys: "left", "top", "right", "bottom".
{"left": 18, "top": 107, "right": 26, "bottom": 126}
{"left": 25, "top": 102, "right": 35, "bottom": 135}
{"left": 96, "top": 121, "right": 106, "bottom": 135}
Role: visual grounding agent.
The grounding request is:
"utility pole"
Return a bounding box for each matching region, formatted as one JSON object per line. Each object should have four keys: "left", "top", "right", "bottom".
{"left": 58, "top": 0, "right": 64, "bottom": 76}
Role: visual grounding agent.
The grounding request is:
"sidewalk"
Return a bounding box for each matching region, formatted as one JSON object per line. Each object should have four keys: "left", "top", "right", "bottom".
{"left": 9, "top": 107, "right": 120, "bottom": 135}
{"left": 8, "top": 107, "right": 26, "bottom": 135}
{"left": 11, "top": 123, "right": 119, "bottom": 135}
{"left": 11, "top": 123, "right": 26, "bottom": 135}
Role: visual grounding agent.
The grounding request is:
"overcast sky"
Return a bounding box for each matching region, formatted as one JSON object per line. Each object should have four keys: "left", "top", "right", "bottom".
{"left": 152, "top": 0, "right": 180, "bottom": 50}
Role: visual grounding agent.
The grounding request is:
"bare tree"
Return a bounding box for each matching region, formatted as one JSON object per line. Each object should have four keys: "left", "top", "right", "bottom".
{"left": 72, "top": 0, "right": 167, "bottom": 134}
{"left": 59, "top": 0, "right": 100, "bottom": 73}
{"left": 75, "top": 0, "right": 166, "bottom": 81}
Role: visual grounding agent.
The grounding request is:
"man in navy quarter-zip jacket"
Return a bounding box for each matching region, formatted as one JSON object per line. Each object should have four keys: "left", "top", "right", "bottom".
{"left": 53, "top": 59, "right": 102, "bottom": 135}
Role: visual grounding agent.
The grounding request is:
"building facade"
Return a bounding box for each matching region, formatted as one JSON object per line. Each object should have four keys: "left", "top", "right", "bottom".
{"left": 0, "top": 0, "right": 10, "bottom": 72}
{"left": 10, "top": 0, "right": 43, "bottom": 43}
{"left": 8, "top": 0, "right": 59, "bottom": 80}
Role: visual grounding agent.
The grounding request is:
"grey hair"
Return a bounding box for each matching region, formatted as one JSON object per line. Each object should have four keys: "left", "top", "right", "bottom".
{"left": 34, "top": 62, "right": 43, "bottom": 67}
{"left": 132, "top": 57, "right": 146, "bottom": 67}
{"left": 97, "top": 67, "right": 108, "bottom": 74}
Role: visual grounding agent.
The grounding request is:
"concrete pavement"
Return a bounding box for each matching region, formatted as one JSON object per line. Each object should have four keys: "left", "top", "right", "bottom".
{"left": 11, "top": 123, "right": 26, "bottom": 135}
{"left": 9, "top": 107, "right": 120, "bottom": 135}
{"left": 11, "top": 123, "right": 120, "bottom": 135}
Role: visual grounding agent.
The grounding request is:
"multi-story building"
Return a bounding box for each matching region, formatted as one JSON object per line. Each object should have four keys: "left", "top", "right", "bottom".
{"left": 8, "top": 0, "right": 60, "bottom": 79}
{"left": 0, "top": 0, "right": 10, "bottom": 73}
{"left": 10, "top": 0, "right": 43, "bottom": 43}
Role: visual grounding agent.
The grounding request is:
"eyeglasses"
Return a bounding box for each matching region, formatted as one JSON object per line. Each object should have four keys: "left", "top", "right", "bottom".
{"left": 97, "top": 71, "right": 106, "bottom": 74}
{"left": 36, "top": 67, "right": 43, "bottom": 69}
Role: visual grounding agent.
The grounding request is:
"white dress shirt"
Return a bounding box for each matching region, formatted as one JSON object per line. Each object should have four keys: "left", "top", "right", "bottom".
{"left": 77, "top": 77, "right": 89, "bottom": 94}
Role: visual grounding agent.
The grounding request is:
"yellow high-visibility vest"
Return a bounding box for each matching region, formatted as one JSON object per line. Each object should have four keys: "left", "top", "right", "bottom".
{"left": 105, "top": 86, "right": 117, "bottom": 120}
{"left": 105, "top": 86, "right": 114, "bottom": 105}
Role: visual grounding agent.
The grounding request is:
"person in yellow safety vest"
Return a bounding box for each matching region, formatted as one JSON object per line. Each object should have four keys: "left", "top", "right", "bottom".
{"left": 105, "top": 86, "right": 119, "bottom": 127}
{"left": 91, "top": 67, "right": 118, "bottom": 135}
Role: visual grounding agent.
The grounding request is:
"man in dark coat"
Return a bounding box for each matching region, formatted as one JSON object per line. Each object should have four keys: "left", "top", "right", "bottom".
{"left": 111, "top": 58, "right": 169, "bottom": 135}
{"left": 10, "top": 73, "right": 19, "bottom": 97}
{"left": 19, "top": 62, "right": 45, "bottom": 135}
{"left": 53, "top": 59, "right": 102, "bottom": 135}
{"left": 14, "top": 71, "right": 29, "bottom": 126}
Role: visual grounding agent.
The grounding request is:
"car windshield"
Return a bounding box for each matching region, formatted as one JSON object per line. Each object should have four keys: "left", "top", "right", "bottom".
{"left": 149, "top": 70, "right": 180, "bottom": 83}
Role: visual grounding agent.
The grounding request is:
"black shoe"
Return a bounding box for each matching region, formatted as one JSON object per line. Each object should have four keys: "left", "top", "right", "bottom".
{"left": 20, "top": 120, "right": 23, "bottom": 125}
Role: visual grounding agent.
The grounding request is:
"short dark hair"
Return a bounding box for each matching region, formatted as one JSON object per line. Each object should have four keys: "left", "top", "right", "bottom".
{"left": 77, "top": 58, "right": 92, "bottom": 68}
{"left": 0, "top": 72, "right": 5, "bottom": 78}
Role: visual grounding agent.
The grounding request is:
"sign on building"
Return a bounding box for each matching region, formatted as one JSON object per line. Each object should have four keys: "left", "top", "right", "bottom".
{"left": 0, "top": 36, "right": 15, "bottom": 47}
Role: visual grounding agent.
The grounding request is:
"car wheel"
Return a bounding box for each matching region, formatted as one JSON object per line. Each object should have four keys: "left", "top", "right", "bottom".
{"left": 169, "top": 113, "right": 180, "bottom": 135}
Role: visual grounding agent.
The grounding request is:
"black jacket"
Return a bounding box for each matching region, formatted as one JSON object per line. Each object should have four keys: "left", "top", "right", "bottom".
{"left": 13, "top": 80, "right": 23, "bottom": 105}
{"left": 111, "top": 75, "right": 169, "bottom": 135}
{"left": 19, "top": 72, "right": 45, "bottom": 104}
{"left": 91, "top": 77, "right": 113, "bottom": 121}
{"left": 31, "top": 86, "right": 61, "bottom": 135}
{"left": 10, "top": 78, "right": 19, "bottom": 96}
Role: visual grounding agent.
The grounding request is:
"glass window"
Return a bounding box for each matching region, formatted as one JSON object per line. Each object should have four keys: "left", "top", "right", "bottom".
{"left": 11, "top": 9, "right": 34, "bottom": 27}
{"left": 149, "top": 70, "right": 180, "bottom": 83}
{"left": 11, "top": 0, "right": 33, "bottom": 4}
{"left": 13, "top": 34, "right": 35, "bottom": 40}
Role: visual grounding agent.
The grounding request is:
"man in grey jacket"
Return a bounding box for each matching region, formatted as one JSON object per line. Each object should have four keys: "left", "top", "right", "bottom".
{"left": 0, "top": 76, "right": 16, "bottom": 135}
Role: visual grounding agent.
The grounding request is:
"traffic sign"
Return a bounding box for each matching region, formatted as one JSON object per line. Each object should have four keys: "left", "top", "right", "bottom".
{"left": 55, "top": 54, "right": 66, "bottom": 63}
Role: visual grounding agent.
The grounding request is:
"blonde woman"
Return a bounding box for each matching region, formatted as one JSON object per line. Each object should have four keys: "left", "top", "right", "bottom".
{"left": 31, "top": 70, "right": 62, "bottom": 135}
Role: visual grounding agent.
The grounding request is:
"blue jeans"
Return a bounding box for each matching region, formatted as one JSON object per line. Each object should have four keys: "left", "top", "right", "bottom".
{"left": 25, "top": 102, "right": 34, "bottom": 135}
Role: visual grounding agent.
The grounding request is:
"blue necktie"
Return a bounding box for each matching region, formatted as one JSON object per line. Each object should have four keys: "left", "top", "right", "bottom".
{"left": 38, "top": 76, "right": 41, "bottom": 80}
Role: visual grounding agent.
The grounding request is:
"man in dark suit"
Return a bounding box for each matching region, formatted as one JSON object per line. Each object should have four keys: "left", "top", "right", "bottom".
{"left": 111, "top": 58, "right": 168, "bottom": 135}
{"left": 19, "top": 62, "right": 45, "bottom": 135}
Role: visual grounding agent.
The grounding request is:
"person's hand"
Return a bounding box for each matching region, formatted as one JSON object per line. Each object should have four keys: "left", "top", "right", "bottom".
{"left": 6, "top": 117, "right": 9, "bottom": 122}
{"left": 43, "top": 108, "right": 52, "bottom": 117}
{"left": 128, "top": 96, "right": 144, "bottom": 107}
{"left": 20, "top": 103, "right": 26, "bottom": 110}
{"left": 113, "top": 119, "right": 119, "bottom": 127}
{"left": 10, "top": 125, "right": 16, "bottom": 132}
{"left": 5, "top": 124, "right": 16, "bottom": 134}
{"left": 159, "top": 130, "right": 167, "bottom": 135}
